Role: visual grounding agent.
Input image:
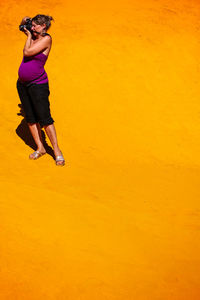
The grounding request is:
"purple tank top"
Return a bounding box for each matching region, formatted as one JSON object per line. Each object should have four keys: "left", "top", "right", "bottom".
{"left": 18, "top": 52, "right": 48, "bottom": 84}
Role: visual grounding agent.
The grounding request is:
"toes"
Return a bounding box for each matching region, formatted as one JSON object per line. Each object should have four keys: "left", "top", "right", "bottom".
{"left": 56, "top": 160, "right": 65, "bottom": 166}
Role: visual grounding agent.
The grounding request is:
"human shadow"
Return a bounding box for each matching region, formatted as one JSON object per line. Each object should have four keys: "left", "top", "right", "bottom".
{"left": 16, "top": 104, "right": 55, "bottom": 160}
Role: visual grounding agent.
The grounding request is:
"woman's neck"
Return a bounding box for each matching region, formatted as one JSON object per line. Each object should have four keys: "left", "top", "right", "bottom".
{"left": 32, "top": 32, "right": 47, "bottom": 40}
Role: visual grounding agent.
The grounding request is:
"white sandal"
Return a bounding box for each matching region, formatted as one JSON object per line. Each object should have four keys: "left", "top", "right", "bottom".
{"left": 29, "top": 150, "right": 46, "bottom": 160}
{"left": 55, "top": 153, "right": 65, "bottom": 166}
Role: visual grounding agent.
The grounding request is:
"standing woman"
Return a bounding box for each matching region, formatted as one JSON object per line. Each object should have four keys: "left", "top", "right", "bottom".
{"left": 17, "top": 14, "right": 65, "bottom": 166}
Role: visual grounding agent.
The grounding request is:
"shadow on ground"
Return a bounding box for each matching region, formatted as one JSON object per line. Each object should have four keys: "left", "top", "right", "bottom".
{"left": 16, "top": 104, "right": 55, "bottom": 160}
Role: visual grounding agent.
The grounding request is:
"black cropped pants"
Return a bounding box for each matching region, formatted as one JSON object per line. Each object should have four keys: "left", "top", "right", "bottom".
{"left": 16, "top": 80, "right": 54, "bottom": 127}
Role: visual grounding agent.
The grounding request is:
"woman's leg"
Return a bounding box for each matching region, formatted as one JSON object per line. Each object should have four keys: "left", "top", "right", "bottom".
{"left": 43, "top": 123, "right": 64, "bottom": 165}
{"left": 17, "top": 81, "right": 46, "bottom": 158}
{"left": 27, "top": 83, "right": 64, "bottom": 164}
{"left": 28, "top": 122, "right": 46, "bottom": 158}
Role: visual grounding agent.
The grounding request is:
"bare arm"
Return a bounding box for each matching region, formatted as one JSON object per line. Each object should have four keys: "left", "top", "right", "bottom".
{"left": 23, "top": 30, "right": 32, "bottom": 54}
{"left": 23, "top": 29, "right": 52, "bottom": 57}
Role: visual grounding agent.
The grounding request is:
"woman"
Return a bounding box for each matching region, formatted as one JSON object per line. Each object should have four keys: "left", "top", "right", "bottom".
{"left": 17, "top": 14, "right": 65, "bottom": 166}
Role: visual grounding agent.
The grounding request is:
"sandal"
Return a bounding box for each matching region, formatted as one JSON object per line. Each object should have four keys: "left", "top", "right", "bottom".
{"left": 29, "top": 150, "right": 46, "bottom": 160}
{"left": 55, "top": 153, "right": 65, "bottom": 166}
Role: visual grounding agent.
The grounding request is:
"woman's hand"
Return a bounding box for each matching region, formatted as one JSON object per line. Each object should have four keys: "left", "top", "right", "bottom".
{"left": 20, "top": 16, "right": 31, "bottom": 26}
{"left": 23, "top": 27, "right": 32, "bottom": 37}
{"left": 20, "top": 16, "right": 32, "bottom": 36}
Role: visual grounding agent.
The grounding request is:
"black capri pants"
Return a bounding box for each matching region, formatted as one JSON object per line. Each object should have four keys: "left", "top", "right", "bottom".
{"left": 16, "top": 79, "right": 54, "bottom": 127}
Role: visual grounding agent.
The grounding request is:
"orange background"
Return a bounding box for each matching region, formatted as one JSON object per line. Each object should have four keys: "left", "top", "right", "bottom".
{"left": 0, "top": 0, "right": 200, "bottom": 299}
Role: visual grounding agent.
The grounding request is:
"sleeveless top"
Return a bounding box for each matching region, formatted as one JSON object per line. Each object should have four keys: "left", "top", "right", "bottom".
{"left": 18, "top": 52, "right": 48, "bottom": 84}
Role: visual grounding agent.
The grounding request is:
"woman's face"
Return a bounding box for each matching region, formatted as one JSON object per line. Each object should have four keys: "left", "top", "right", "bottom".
{"left": 31, "top": 21, "right": 46, "bottom": 35}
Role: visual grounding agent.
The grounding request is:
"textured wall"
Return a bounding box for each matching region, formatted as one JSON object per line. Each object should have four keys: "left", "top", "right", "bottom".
{"left": 0, "top": 1, "right": 200, "bottom": 299}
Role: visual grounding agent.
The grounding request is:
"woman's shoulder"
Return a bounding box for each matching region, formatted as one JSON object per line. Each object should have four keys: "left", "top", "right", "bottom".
{"left": 43, "top": 33, "right": 52, "bottom": 39}
{"left": 42, "top": 33, "right": 52, "bottom": 48}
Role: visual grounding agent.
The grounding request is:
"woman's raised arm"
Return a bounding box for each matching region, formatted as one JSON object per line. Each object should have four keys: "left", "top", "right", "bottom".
{"left": 23, "top": 31, "right": 51, "bottom": 57}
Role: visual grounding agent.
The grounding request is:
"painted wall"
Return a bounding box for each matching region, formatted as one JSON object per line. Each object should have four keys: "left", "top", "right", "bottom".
{"left": 0, "top": 1, "right": 200, "bottom": 299}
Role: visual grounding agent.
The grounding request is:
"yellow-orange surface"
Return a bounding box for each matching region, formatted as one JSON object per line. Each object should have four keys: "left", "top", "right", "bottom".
{"left": 0, "top": 0, "right": 200, "bottom": 299}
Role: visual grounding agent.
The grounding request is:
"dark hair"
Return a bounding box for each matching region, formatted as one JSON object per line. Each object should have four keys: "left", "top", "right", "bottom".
{"left": 32, "top": 14, "right": 54, "bottom": 31}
